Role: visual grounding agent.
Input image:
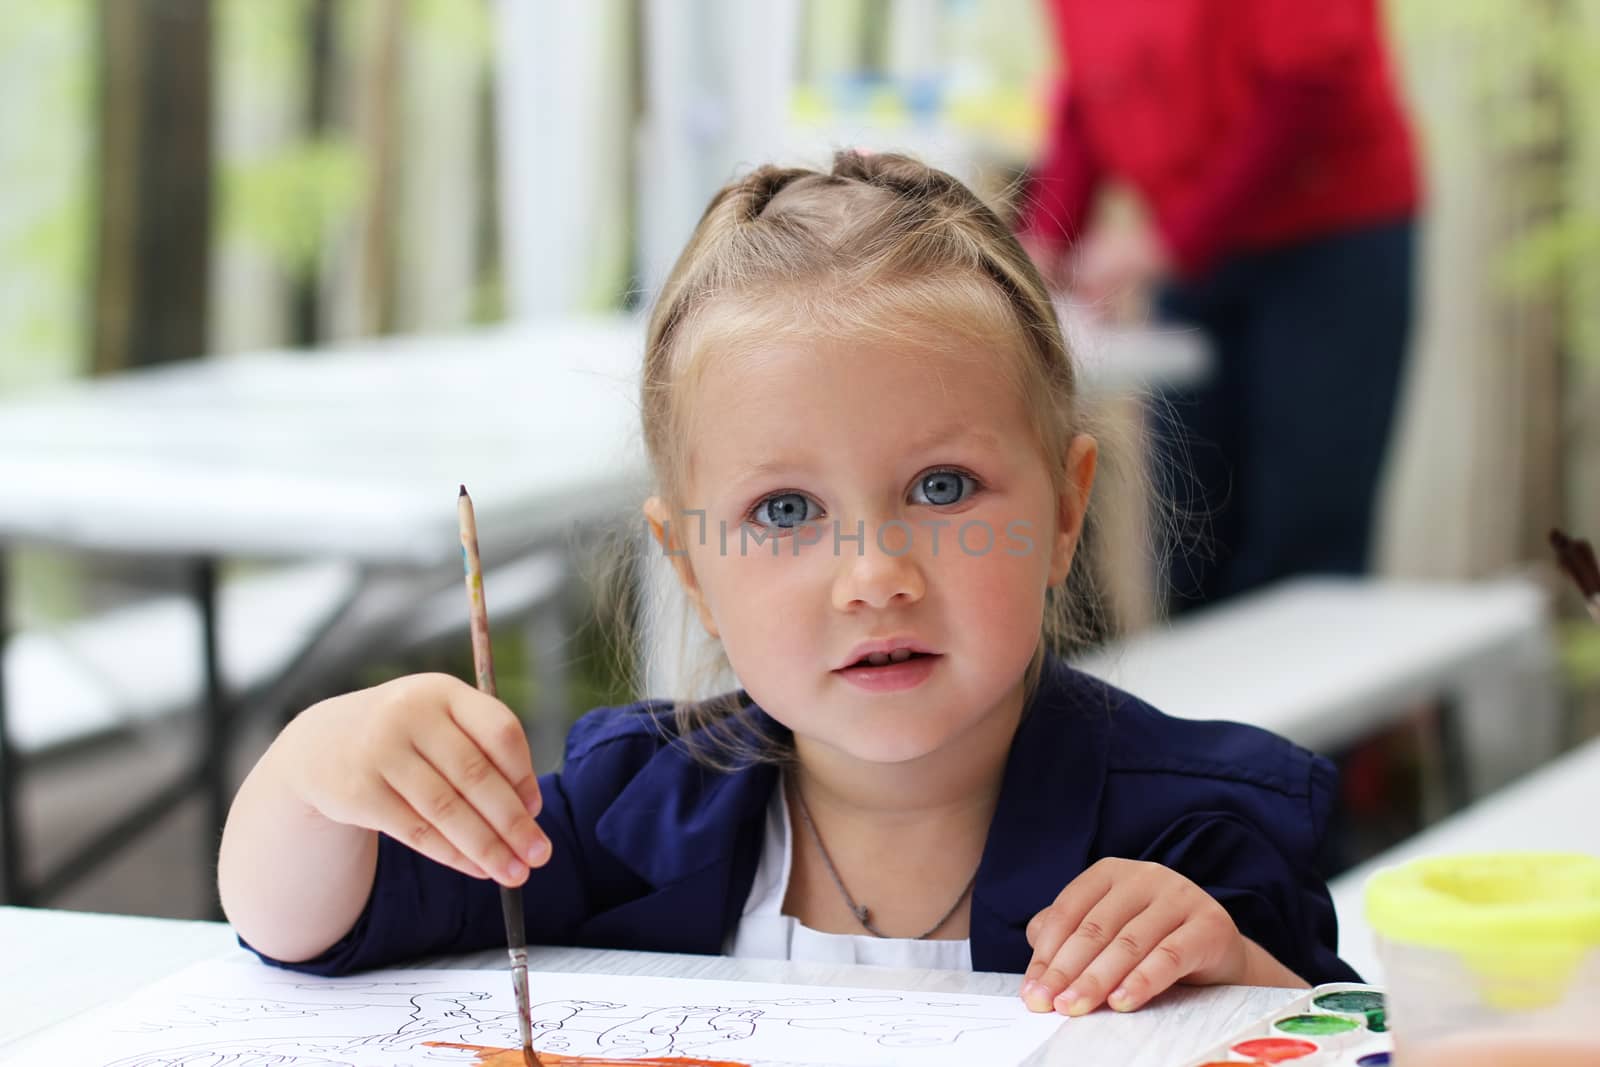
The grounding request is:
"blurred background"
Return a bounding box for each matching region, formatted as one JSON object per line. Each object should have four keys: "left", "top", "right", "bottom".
{"left": 3, "top": 0, "right": 1599, "bottom": 923}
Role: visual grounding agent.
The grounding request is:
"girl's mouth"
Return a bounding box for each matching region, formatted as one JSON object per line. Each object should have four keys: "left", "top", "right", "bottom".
{"left": 849, "top": 649, "right": 929, "bottom": 668}
{"left": 834, "top": 652, "right": 941, "bottom": 692}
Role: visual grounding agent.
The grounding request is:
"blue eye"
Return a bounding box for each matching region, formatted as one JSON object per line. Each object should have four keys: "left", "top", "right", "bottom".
{"left": 750, "top": 492, "right": 818, "bottom": 529}
{"left": 912, "top": 469, "right": 977, "bottom": 506}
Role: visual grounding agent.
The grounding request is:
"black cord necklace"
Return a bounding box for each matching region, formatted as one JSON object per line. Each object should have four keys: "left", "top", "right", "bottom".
{"left": 789, "top": 777, "right": 977, "bottom": 940}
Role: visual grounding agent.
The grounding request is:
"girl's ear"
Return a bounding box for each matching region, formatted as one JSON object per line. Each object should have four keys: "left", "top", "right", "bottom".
{"left": 1047, "top": 434, "right": 1099, "bottom": 587}
{"left": 642, "top": 496, "right": 720, "bottom": 638}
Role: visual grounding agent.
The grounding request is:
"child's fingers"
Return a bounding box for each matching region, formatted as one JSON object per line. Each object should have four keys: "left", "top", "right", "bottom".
{"left": 1031, "top": 892, "right": 1157, "bottom": 1015}
{"left": 413, "top": 720, "right": 549, "bottom": 867}
{"left": 1054, "top": 905, "right": 1186, "bottom": 1016}
{"left": 447, "top": 686, "right": 544, "bottom": 817}
{"left": 1024, "top": 860, "right": 1115, "bottom": 961}
{"left": 1101, "top": 925, "right": 1212, "bottom": 1013}
{"left": 368, "top": 780, "right": 490, "bottom": 881}
{"left": 1021, "top": 879, "right": 1111, "bottom": 1011}
{"left": 380, "top": 749, "right": 529, "bottom": 886}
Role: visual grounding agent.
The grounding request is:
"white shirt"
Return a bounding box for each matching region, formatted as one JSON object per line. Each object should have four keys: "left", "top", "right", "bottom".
{"left": 724, "top": 772, "right": 974, "bottom": 970}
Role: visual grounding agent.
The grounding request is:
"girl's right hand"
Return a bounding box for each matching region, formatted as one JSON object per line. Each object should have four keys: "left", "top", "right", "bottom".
{"left": 278, "top": 673, "right": 551, "bottom": 887}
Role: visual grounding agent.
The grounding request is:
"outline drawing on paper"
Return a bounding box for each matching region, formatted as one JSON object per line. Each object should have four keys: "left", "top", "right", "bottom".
{"left": 25, "top": 960, "right": 1060, "bottom": 1067}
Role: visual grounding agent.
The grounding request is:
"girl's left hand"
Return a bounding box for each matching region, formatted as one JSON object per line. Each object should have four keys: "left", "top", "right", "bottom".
{"left": 1019, "top": 858, "right": 1248, "bottom": 1016}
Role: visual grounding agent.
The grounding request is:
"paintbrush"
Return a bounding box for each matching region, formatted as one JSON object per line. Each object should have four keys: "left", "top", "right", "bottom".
{"left": 1549, "top": 527, "right": 1600, "bottom": 624}
{"left": 458, "top": 485, "right": 541, "bottom": 1067}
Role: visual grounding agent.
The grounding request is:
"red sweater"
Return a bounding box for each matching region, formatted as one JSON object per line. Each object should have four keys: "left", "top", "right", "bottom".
{"left": 1019, "top": 0, "right": 1421, "bottom": 276}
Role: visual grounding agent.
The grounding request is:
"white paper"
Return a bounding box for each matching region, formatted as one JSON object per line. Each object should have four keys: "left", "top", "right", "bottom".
{"left": 13, "top": 957, "right": 1060, "bottom": 1066}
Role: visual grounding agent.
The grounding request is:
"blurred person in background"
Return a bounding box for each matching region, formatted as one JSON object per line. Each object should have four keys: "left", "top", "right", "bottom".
{"left": 1018, "top": 0, "right": 1420, "bottom": 610}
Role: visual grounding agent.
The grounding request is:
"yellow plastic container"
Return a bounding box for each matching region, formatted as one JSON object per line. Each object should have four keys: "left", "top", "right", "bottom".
{"left": 1365, "top": 852, "right": 1600, "bottom": 1065}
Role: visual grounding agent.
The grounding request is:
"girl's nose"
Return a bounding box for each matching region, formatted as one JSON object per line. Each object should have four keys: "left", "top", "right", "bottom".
{"left": 831, "top": 523, "right": 926, "bottom": 611}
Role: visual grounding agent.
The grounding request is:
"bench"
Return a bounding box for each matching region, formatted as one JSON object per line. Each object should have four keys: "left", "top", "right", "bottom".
{"left": 5, "top": 561, "right": 360, "bottom": 757}
{"left": 2, "top": 550, "right": 572, "bottom": 905}
{"left": 1072, "top": 576, "right": 1562, "bottom": 801}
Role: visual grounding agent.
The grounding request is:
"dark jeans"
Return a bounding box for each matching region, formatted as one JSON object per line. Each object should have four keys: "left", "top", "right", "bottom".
{"left": 1153, "top": 218, "right": 1416, "bottom": 610}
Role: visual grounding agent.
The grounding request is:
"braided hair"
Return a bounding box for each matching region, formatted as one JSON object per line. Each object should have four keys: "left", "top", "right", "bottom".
{"left": 632, "top": 151, "right": 1108, "bottom": 762}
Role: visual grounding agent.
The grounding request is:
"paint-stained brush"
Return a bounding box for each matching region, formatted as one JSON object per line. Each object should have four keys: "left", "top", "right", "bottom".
{"left": 1549, "top": 527, "right": 1600, "bottom": 624}
{"left": 458, "top": 485, "right": 542, "bottom": 1067}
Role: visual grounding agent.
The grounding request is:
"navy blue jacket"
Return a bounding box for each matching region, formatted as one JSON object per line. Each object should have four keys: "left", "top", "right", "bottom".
{"left": 248, "top": 655, "right": 1359, "bottom": 983}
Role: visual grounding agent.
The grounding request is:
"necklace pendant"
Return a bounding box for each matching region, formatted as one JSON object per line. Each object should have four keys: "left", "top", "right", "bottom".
{"left": 791, "top": 775, "right": 972, "bottom": 942}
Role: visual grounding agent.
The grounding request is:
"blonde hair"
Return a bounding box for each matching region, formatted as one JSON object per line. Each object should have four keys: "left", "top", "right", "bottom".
{"left": 593, "top": 150, "right": 1118, "bottom": 766}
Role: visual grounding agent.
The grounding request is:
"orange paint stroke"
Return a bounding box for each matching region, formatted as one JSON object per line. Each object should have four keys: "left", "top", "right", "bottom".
{"left": 421, "top": 1041, "right": 748, "bottom": 1067}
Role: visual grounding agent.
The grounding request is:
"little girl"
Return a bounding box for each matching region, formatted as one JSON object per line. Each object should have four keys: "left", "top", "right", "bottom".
{"left": 219, "top": 151, "right": 1358, "bottom": 1019}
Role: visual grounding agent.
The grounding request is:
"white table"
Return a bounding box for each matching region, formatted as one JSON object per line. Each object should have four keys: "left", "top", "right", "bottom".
{"left": 0, "top": 316, "right": 651, "bottom": 564}
{"left": 0, "top": 906, "right": 1300, "bottom": 1065}
{"left": 1073, "top": 576, "right": 1560, "bottom": 799}
{"left": 1056, "top": 301, "right": 1213, "bottom": 394}
{"left": 1329, "top": 734, "right": 1600, "bottom": 983}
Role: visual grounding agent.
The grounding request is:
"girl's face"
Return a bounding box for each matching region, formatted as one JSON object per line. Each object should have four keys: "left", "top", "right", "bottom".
{"left": 646, "top": 329, "right": 1096, "bottom": 769}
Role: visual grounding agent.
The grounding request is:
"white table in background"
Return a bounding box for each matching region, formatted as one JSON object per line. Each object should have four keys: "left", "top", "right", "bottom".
{"left": 1328, "top": 734, "right": 1600, "bottom": 983}
{"left": 0, "top": 317, "right": 651, "bottom": 564}
{"left": 1057, "top": 301, "right": 1212, "bottom": 394}
{"left": 0, "top": 905, "right": 1299, "bottom": 1066}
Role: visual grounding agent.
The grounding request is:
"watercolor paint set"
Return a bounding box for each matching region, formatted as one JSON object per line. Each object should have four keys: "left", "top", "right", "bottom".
{"left": 1186, "top": 982, "right": 1390, "bottom": 1065}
